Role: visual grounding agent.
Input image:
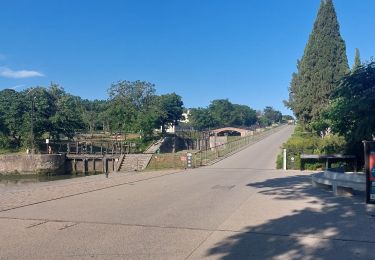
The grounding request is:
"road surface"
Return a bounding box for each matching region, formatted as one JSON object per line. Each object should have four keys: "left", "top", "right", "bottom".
{"left": 1, "top": 125, "right": 375, "bottom": 259}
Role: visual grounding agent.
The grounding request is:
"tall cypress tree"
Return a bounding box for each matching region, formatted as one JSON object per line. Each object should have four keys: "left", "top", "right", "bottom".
{"left": 286, "top": 0, "right": 349, "bottom": 126}
{"left": 352, "top": 48, "right": 361, "bottom": 71}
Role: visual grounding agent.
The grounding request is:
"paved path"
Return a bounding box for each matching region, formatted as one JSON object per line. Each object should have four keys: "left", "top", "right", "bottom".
{"left": 0, "top": 170, "right": 182, "bottom": 212}
{"left": 1, "top": 125, "right": 375, "bottom": 259}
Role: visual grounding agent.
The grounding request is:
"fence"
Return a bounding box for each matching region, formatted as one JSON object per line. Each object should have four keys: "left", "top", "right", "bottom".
{"left": 194, "top": 125, "right": 284, "bottom": 167}
{"left": 146, "top": 125, "right": 285, "bottom": 170}
{"left": 52, "top": 140, "right": 140, "bottom": 155}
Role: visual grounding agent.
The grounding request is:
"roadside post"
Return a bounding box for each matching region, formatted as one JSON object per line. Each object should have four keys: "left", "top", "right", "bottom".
{"left": 363, "top": 141, "right": 375, "bottom": 204}
{"left": 46, "top": 138, "right": 50, "bottom": 154}
{"left": 187, "top": 153, "right": 193, "bottom": 169}
{"left": 283, "top": 149, "right": 287, "bottom": 171}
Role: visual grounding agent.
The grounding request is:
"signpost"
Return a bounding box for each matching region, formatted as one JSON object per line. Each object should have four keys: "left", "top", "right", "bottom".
{"left": 363, "top": 141, "right": 375, "bottom": 204}
{"left": 290, "top": 156, "right": 295, "bottom": 169}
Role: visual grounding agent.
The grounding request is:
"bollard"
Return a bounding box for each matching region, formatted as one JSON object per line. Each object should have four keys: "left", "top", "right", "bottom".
{"left": 187, "top": 153, "right": 193, "bottom": 169}
{"left": 283, "top": 149, "right": 287, "bottom": 171}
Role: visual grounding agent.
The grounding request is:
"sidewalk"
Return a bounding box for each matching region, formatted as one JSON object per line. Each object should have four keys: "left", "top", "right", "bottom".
{"left": 0, "top": 169, "right": 182, "bottom": 212}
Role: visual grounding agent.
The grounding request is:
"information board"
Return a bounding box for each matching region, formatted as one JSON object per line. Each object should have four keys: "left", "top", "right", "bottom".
{"left": 363, "top": 141, "right": 375, "bottom": 204}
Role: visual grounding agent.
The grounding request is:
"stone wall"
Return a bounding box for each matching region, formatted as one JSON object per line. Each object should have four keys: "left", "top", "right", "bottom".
{"left": 159, "top": 136, "right": 201, "bottom": 153}
{"left": 0, "top": 154, "right": 66, "bottom": 175}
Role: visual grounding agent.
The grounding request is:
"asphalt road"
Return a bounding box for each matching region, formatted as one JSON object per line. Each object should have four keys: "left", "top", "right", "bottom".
{"left": 2, "top": 125, "right": 375, "bottom": 259}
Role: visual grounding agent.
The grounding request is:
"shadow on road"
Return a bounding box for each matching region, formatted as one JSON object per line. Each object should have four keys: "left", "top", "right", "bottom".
{"left": 206, "top": 175, "right": 375, "bottom": 259}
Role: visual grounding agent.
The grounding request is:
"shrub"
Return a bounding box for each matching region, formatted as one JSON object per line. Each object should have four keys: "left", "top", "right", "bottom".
{"left": 276, "top": 125, "right": 346, "bottom": 170}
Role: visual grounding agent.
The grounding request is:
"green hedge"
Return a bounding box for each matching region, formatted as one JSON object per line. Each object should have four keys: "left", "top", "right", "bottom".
{"left": 276, "top": 125, "right": 346, "bottom": 170}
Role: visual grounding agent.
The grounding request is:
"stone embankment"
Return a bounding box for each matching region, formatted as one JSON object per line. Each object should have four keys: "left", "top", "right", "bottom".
{"left": 0, "top": 154, "right": 66, "bottom": 175}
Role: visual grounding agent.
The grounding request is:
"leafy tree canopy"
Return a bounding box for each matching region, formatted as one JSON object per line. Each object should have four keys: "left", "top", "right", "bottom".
{"left": 155, "top": 93, "right": 184, "bottom": 133}
{"left": 189, "top": 108, "right": 215, "bottom": 131}
{"left": 326, "top": 62, "right": 375, "bottom": 156}
{"left": 189, "top": 99, "right": 258, "bottom": 130}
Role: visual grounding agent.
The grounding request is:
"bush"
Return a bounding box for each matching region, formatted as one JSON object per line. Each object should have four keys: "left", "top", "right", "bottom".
{"left": 276, "top": 154, "right": 283, "bottom": 169}
{"left": 276, "top": 125, "right": 346, "bottom": 170}
{"left": 316, "top": 134, "right": 346, "bottom": 154}
{"left": 0, "top": 134, "right": 11, "bottom": 149}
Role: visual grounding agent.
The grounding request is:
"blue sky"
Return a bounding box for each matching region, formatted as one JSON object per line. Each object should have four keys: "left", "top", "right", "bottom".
{"left": 1, "top": 0, "right": 374, "bottom": 115}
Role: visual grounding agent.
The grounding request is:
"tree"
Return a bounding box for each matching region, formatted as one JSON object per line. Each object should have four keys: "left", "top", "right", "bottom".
{"left": 286, "top": 0, "right": 349, "bottom": 126}
{"left": 263, "top": 106, "right": 282, "bottom": 124}
{"left": 97, "top": 103, "right": 111, "bottom": 133}
{"left": 258, "top": 116, "right": 271, "bottom": 127}
{"left": 81, "top": 99, "right": 108, "bottom": 133}
{"left": 136, "top": 103, "right": 160, "bottom": 138}
{"left": 107, "top": 80, "right": 156, "bottom": 132}
{"left": 50, "top": 94, "right": 85, "bottom": 139}
{"left": 189, "top": 108, "right": 215, "bottom": 131}
{"left": 45, "top": 84, "right": 84, "bottom": 139}
{"left": 21, "top": 85, "right": 85, "bottom": 142}
{"left": 0, "top": 89, "right": 27, "bottom": 148}
{"left": 352, "top": 48, "right": 361, "bottom": 71}
{"left": 108, "top": 80, "right": 155, "bottom": 109}
{"left": 155, "top": 93, "right": 184, "bottom": 133}
{"left": 208, "top": 99, "right": 234, "bottom": 127}
{"left": 189, "top": 99, "right": 258, "bottom": 130}
{"left": 232, "top": 104, "right": 257, "bottom": 126}
{"left": 27, "top": 87, "right": 56, "bottom": 143}
{"left": 326, "top": 62, "right": 375, "bottom": 158}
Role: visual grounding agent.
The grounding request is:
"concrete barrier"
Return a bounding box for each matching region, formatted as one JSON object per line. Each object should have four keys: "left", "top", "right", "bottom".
{"left": 0, "top": 154, "right": 66, "bottom": 175}
{"left": 311, "top": 170, "right": 365, "bottom": 196}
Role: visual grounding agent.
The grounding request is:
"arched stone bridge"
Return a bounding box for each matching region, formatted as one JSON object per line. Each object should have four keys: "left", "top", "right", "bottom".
{"left": 212, "top": 127, "right": 252, "bottom": 137}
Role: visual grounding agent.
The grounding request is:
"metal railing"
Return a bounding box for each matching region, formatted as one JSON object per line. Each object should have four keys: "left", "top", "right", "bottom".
{"left": 193, "top": 125, "right": 285, "bottom": 167}
{"left": 146, "top": 125, "right": 286, "bottom": 170}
